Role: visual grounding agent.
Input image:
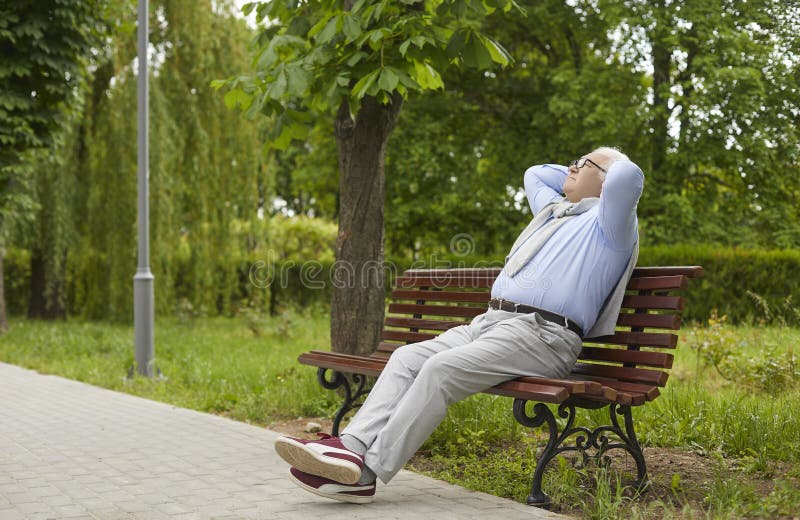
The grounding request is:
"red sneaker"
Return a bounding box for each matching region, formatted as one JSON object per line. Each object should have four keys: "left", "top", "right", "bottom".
{"left": 289, "top": 467, "right": 375, "bottom": 504}
{"left": 274, "top": 433, "right": 364, "bottom": 484}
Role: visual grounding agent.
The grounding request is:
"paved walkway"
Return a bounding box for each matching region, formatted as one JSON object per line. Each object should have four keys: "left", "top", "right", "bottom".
{"left": 0, "top": 362, "right": 563, "bottom": 519}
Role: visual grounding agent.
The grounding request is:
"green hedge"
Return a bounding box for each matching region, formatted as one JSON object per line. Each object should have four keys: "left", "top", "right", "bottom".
{"left": 5, "top": 244, "right": 800, "bottom": 326}
{"left": 639, "top": 245, "right": 800, "bottom": 326}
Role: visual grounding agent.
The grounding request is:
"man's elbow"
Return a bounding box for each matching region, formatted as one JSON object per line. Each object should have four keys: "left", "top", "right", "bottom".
{"left": 605, "top": 160, "right": 644, "bottom": 196}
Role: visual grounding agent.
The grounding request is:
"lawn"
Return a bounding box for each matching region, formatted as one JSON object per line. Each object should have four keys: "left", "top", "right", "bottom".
{"left": 1, "top": 309, "right": 798, "bottom": 518}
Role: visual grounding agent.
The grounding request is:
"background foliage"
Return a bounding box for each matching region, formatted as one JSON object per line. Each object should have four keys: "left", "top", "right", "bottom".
{"left": 3, "top": 0, "right": 800, "bottom": 324}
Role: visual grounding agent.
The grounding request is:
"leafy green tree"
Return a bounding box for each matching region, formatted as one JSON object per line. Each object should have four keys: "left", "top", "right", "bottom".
{"left": 600, "top": 0, "right": 800, "bottom": 247}
{"left": 220, "top": 0, "right": 516, "bottom": 355}
{"left": 10, "top": 1, "right": 268, "bottom": 323}
{"left": 0, "top": 0, "right": 106, "bottom": 330}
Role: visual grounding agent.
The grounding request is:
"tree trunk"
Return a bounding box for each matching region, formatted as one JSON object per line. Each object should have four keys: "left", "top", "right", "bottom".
{"left": 650, "top": 3, "right": 673, "bottom": 189}
{"left": 27, "top": 248, "right": 66, "bottom": 319}
{"left": 331, "top": 94, "right": 403, "bottom": 356}
{"left": 0, "top": 252, "right": 7, "bottom": 333}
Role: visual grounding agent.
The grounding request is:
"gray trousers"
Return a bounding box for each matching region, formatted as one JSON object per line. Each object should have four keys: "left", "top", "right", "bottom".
{"left": 341, "top": 308, "right": 583, "bottom": 484}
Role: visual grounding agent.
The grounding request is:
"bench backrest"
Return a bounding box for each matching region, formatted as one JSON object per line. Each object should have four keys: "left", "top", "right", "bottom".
{"left": 379, "top": 266, "right": 703, "bottom": 391}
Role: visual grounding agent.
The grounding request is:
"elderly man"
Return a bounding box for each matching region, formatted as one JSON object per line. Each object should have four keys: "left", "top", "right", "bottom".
{"left": 274, "top": 147, "right": 644, "bottom": 503}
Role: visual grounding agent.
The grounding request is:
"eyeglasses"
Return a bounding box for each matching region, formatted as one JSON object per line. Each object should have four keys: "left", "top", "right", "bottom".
{"left": 569, "top": 157, "right": 607, "bottom": 174}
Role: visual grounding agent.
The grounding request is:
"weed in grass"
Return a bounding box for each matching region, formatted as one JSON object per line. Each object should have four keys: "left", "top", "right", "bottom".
{"left": 686, "top": 312, "right": 800, "bottom": 394}
{"left": 580, "top": 466, "right": 637, "bottom": 520}
{"left": 702, "top": 457, "right": 758, "bottom": 519}
{"left": 752, "top": 478, "right": 800, "bottom": 517}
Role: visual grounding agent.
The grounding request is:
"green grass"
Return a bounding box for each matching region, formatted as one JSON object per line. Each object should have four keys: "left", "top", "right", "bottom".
{"left": 0, "top": 309, "right": 340, "bottom": 424}
{"left": 1, "top": 311, "right": 799, "bottom": 518}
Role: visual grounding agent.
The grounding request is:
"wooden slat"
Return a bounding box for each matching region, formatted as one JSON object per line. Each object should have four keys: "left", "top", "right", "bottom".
{"left": 390, "top": 289, "right": 491, "bottom": 303}
{"left": 570, "top": 378, "right": 661, "bottom": 401}
{"left": 384, "top": 317, "right": 466, "bottom": 331}
{"left": 515, "top": 377, "right": 590, "bottom": 395}
{"left": 627, "top": 275, "right": 688, "bottom": 291}
{"left": 377, "top": 341, "right": 404, "bottom": 353}
{"left": 516, "top": 377, "right": 618, "bottom": 402}
{"left": 302, "top": 350, "right": 384, "bottom": 368}
{"left": 585, "top": 331, "right": 678, "bottom": 349}
{"left": 579, "top": 347, "right": 673, "bottom": 368}
{"left": 388, "top": 303, "right": 486, "bottom": 318}
{"left": 395, "top": 275, "right": 494, "bottom": 289}
{"left": 632, "top": 266, "right": 703, "bottom": 278}
{"left": 298, "top": 352, "right": 384, "bottom": 377}
{"left": 621, "top": 294, "right": 684, "bottom": 311}
{"left": 571, "top": 362, "right": 669, "bottom": 386}
{"left": 381, "top": 329, "right": 437, "bottom": 343}
{"left": 485, "top": 380, "right": 568, "bottom": 403}
{"left": 613, "top": 391, "right": 646, "bottom": 406}
{"left": 617, "top": 312, "right": 682, "bottom": 330}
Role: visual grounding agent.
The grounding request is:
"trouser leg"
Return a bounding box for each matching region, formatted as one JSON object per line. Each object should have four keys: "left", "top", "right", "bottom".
{"left": 364, "top": 312, "right": 582, "bottom": 484}
{"left": 341, "top": 322, "right": 476, "bottom": 448}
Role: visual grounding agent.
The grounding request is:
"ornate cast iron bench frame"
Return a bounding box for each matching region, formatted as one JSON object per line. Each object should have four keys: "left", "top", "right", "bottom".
{"left": 299, "top": 266, "right": 703, "bottom": 508}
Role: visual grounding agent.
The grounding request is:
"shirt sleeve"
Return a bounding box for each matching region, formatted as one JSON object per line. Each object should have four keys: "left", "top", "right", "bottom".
{"left": 598, "top": 159, "right": 644, "bottom": 250}
{"left": 524, "top": 164, "right": 568, "bottom": 215}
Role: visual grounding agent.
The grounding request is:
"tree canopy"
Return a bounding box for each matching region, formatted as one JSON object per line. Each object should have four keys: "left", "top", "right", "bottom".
{"left": 3, "top": 0, "right": 799, "bottom": 330}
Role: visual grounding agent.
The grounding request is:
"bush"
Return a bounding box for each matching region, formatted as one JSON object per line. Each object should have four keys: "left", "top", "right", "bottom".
{"left": 639, "top": 244, "right": 800, "bottom": 325}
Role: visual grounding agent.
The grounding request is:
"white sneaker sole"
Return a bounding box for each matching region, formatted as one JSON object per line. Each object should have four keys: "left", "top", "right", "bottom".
{"left": 274, "top": 437, "right": 362, "bottom": 484}
{"left": 288, "top": 471, "right": 375, "bottom": 504}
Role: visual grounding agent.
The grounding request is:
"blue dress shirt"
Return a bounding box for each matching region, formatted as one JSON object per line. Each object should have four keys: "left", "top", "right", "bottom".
{"left": 491, "top": 160, "right": 644, "bottom": 332}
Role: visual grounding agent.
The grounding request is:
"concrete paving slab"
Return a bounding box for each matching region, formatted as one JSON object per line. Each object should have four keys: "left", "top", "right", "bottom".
{"left": 0, "top": 362, "right": 565, "bottom": 519}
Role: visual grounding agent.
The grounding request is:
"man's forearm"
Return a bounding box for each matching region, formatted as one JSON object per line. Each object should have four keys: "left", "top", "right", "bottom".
{"left": 524, "top": 164, "right": 568, "bottom": 215}
{"left": 525, "top": 164, "right": 568, "bottom": 193}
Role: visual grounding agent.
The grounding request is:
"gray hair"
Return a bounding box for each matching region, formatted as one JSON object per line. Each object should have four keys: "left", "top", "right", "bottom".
{"left": 592, "top": 147, "right": 629, "bottom": 179}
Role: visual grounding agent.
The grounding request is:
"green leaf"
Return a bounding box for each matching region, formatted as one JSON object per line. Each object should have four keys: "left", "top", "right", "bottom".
{"left": 399, "top": 38, "right": 412, "bottom": 57}
{"left": 308, "top": 13, "right": 334, "bottom": 39}
{"left": 351, "top": 69, "right": 381, "bottom": 99}
{"left": 286, "top": 17, "right": 311, "bottom": 37}
{"left": 223, "top": 89, "right": 252, "bottom": 110}
{"left": 315, "top": 15, "right": 341, "bottom": 45}
{"left": 378, "top": 68, "right": 399, "bottom": 92}
{"left": 286, "top": 65, "right": 311, "bottom": 95}
{"left": 209, "top": 79, "right": 227, "bottom": 90}
{"left": 273, "top": 125, "right": 294, "bottom": 150}
{"left": 286, "top": 109, "right": 314, "bottom": 124}
{"left": 446, "top": 29, "right": 468, "bottom": 59}
{"left": 266, "top": 69, "right": 288, "bottom": 98}
{"left": 346, "top": 51, "right": 367, "bottom": 67}
{"left": 412, "top": 61, "right": 444, "bottom": 90}
{"left": 367, "top": 28, "right": 388, "bottom": 51}
{"left": 343, "top": 14, "right": 361, "bottom": 43}
{"left": 482, "top": 35, "right": 511, "bottom": 66}
{"left": 462, "top": 32, "right": 492, "bottom": 69}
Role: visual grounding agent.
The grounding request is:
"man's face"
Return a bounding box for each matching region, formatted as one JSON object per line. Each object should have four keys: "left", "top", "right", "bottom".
{"left": 563, "top": 151, "right": 608, "bottom": 202}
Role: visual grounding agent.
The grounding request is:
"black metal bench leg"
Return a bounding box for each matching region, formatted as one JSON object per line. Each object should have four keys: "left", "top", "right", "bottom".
{"left": 512, "top": 400, "right": 566, "bottom": 508}
{"left": 513, "top": 400, "right": 650, "bottom": 508}
{"left": 316, "top": 368, "right": 371, "bottom": 436}
{"left": 617, "top": 404, "right": 649, "bottom": 490}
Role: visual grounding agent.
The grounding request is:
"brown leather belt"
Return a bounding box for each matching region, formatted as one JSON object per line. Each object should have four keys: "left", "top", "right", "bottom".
{"left": 488, "top": 298, "right": 584, "bottom": 338}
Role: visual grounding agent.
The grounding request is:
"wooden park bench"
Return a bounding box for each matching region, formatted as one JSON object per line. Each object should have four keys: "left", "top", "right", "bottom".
{"left": 298, "top": 266, "right": 703, "bottom": 507}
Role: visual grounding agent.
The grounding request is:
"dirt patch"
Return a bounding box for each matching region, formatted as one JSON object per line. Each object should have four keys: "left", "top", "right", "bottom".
{"left": 268, "top": 416, "right": 335, "bottom": 438}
